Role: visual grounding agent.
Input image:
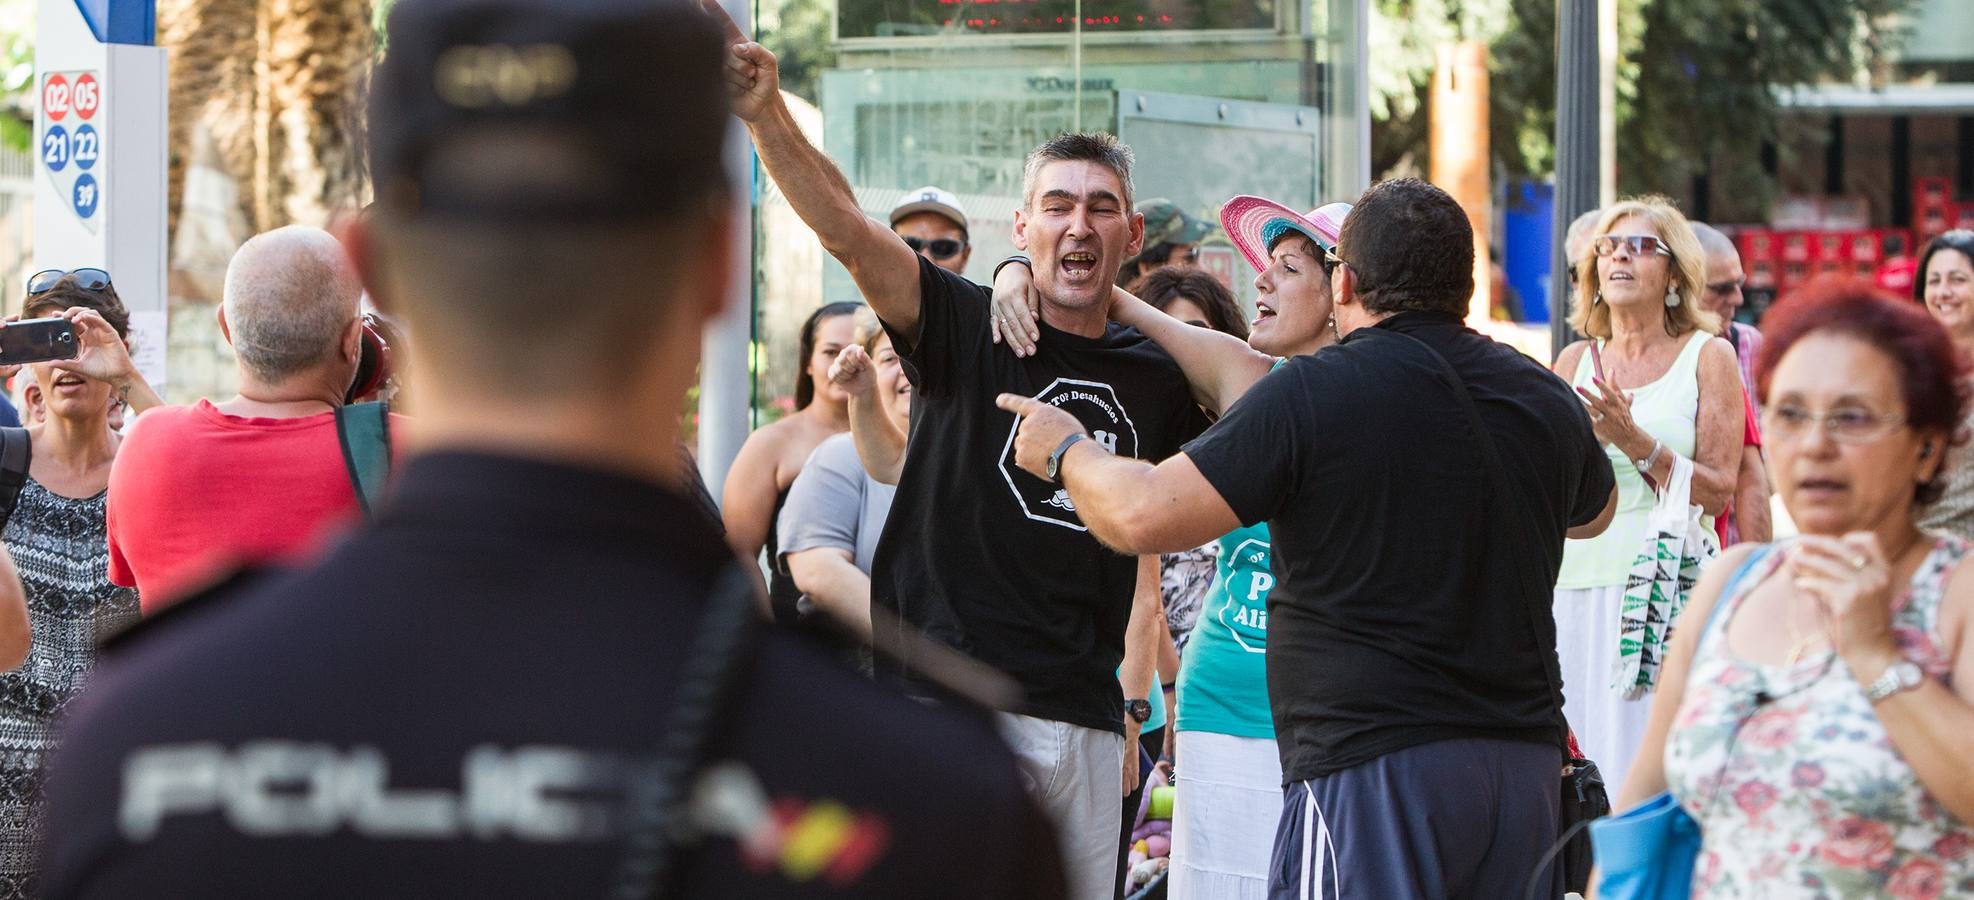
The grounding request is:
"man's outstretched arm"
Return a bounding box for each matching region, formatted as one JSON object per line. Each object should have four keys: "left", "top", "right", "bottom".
{"left": 707, "top": 1, "right": 922, "bottom": 337}
{"left": 994, "top": 395, "right": 1240, "bottom": 555}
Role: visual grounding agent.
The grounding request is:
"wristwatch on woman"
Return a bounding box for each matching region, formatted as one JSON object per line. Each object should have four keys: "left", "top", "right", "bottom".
{"left": 1865, "top": 660, "right": 1924, "bottom": 703}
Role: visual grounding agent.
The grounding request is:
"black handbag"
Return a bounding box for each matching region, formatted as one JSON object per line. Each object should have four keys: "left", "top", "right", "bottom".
{"left": 1558, "top": 755, "right": 1613, "bottom": 894}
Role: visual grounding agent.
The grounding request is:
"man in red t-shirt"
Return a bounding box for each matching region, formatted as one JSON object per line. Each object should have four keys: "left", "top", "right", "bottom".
{"left": 106, "top": 226, "right": 400, "bottom": 612}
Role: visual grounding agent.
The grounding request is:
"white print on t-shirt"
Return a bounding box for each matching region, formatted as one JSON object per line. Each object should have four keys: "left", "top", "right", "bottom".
{"left": 1215, "top": 536, "right": 1271, "bottom": 652}
{"left": 998, "top": 378, "right": 1140, "bottom": 531}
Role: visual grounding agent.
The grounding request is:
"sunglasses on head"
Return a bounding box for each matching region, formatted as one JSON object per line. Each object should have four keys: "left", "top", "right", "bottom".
{"left": 26, "top": 268, "right": 111, "bottom": 296}
{"left": 1592, "top": 235, "right": 1674, "bottom": 259}
{"left": 902, "top": 236, "right": 966, "bottom": 260}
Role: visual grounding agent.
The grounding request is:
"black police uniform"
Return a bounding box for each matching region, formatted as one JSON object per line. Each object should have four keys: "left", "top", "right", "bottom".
{"left": 40, "top": 452, "right": 1064, "bottom": 898}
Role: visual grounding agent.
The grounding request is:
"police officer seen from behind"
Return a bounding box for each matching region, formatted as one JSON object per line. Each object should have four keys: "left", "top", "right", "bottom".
{"left": 38, "top": 0, "right": 1064, "bottom": 896}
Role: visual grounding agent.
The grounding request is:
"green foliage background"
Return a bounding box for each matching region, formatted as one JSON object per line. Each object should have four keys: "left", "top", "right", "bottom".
{"left": 1371, "top": 0, "right": 1914, "bottom": 217}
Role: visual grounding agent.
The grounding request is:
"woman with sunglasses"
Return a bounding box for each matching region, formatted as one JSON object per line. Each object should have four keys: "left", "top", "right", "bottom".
{"left": 0, "top": 269, "right": 151, "bottom": 894}
{"left": 1550, "top": 197, "right": 1745, "bottom": 794}
{"left": 1616, "top": 280, "right": 1974, "bottom": 897}
{"left": 990, "top": 196, "right": 1351, "bottom": 900}
{"left": 1912, "top": 229, "right": 1974, "bottom": 541}
{"left": 722, "top": 302, "right": 861, "bottom": 624}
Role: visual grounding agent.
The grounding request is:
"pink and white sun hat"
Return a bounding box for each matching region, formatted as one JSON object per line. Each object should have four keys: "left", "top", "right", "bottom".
{"left": 1219, "top": 196, "right": 1352, "bottom": 274}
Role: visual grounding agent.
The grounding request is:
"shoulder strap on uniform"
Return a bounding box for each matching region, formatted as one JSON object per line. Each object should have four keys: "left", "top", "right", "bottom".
{"left": 613, "top": 563, "right": 762, "bottom": 900}
{"left": 335, "top": 401, "right": 392, "bottom": 519}
{"left": 0, "top": 427, "right": 31, "bottom": 533}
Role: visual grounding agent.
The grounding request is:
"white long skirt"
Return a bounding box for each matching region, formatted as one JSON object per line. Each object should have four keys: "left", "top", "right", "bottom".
{"left": 1168, "top": 730, "right": 1281, "bottom": 900}
{"left": 1554, "top": 583, "right": 1656, "bottom": 795}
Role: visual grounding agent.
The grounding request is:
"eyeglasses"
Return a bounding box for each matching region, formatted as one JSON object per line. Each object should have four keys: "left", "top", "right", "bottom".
{"left": 1592, "top": 235, "right": 1674, "bottom": 259}
{"left": 1762, "top": 403, "right": 1907, "bottom": 445}
{"left": 902, "top": 236, "right": 966, "bottom": 260}
{"left": 1705, "top": 279, "right": 1745, "bottom": 295}
{"left": 26, "top": 268, "right": 111, "bottom": 295}
{"left": 1321, "top": 247, "right": 1347, "bottom": 280}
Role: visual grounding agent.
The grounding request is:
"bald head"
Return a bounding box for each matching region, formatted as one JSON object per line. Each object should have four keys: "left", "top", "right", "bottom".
{"left": 222, "top": 226, "right": 362, "bottom": 385}
{"left": 1690, "top": 222, "right": 1745, "bottom": 320}
{"left": 1563, "top": 208, "right": 1602, "bottom": 262}
{"left": 1690, "top": 222, "right": 1738, "bottom": 262}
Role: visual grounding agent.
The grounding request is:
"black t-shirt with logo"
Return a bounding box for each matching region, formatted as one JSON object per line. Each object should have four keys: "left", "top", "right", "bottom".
{"left": 877, "top": 257, "right": 1207, "bottom": 734}
{"left": 1183, "top": 312, "right": 1615, "bottom": 783}
{"left": 39, "top": 453, "right": 1064, "bottom": 899}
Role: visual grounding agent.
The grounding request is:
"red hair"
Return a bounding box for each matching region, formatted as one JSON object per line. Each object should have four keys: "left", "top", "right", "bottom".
{"left": 1756, "top": 276, "right": 1971, "bottom": 502}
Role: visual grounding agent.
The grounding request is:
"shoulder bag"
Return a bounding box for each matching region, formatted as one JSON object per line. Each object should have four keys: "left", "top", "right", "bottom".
{"left": 0, "top": 426, "right": 28, "bottom": 534}
{"left": 334, "top": 401, "right": 391, "bottom": 518}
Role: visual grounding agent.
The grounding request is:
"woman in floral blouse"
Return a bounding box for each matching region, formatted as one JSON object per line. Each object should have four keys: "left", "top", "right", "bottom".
{"left": 1618, "top": 279, "right": 1974, "bottom": 898}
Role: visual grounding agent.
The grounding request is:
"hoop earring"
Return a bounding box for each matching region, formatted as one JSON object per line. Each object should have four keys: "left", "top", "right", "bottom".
{"left": 1664, "top": 287, "right": 1680, "bottom": 308}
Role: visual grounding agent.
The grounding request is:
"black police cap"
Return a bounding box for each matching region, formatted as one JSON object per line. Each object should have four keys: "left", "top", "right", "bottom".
{"left": 368, "top": 0, "right": 731, "bottom": 222}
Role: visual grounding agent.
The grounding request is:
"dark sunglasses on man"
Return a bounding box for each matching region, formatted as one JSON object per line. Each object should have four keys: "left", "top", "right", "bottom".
{"left": 1321, "top": 247, "right": 1348, "bottom": 280}
{"left": 902, "top": 236, "right": 966, "bottom": 260}
{"left": 1592, "top": 234, "right": 1674, "bottom": 259}
{"left": 26, "top": 267, "right": 112, "bottom": 295}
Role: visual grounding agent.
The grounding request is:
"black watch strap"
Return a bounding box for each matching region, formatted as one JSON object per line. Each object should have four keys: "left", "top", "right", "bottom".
{"left": 1046, "top": 432, "right": 1089, "bottom": 483}
{"left": 993, "top": 254, "right": 1032, "bottom": 282}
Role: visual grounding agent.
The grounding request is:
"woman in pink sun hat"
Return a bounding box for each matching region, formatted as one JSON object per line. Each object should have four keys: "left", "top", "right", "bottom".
{"left": 989, "top": 193, "right": 1349, "bottom": 900}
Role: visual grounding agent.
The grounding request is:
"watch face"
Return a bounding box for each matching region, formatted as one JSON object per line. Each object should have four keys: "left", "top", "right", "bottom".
{"left": 1126, "top": 699, "right": 1151, "bottom": 722}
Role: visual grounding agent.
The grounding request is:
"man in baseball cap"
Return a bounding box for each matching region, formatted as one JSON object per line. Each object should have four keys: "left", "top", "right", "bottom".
{"left": 1119, "top": 198, "right": 1215, "bottom": 287}
{"left": 889, "top": 186, "right": 970, "bottom": 275}
{"left": 38, "top": 1, "right": 1062, "bottom": 896}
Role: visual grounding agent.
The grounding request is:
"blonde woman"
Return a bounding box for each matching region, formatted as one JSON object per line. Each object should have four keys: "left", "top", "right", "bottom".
{"left": 1550, "top": 196, "right": 1745, "bottom": 792}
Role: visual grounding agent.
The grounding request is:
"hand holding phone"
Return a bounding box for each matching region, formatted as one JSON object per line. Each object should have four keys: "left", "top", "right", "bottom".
{"left": 0, "top": 318, "right": 79, "bottom": 365}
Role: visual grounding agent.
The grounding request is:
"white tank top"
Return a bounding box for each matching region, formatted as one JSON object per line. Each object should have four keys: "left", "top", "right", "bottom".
{"left": 1556, "top": 330, "right": 1712, "bottom": 590}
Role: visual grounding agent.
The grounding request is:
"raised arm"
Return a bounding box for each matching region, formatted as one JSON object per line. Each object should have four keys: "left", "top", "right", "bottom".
{"left": 988, "top": 264, "right": 1272, "bottom": 415}
{"left": 1107, "top": 290, "right": 1273, "bottom": 416}
{"left": 829, "top": 344, "right": 905, "bottom": 485}
{"left": 709, "top": 2, "right": 922, "bottom": 337}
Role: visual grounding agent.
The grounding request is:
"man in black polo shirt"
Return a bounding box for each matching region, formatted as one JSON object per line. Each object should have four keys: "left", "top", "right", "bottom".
{"left": 723, "top": 16, "right": 1205, "bottom": 899}
{"left": 36, "top": 2, "right": 1063, "bottom": 897}
{"left": 998, "top": 179, "right": 1618, "bottom": 899}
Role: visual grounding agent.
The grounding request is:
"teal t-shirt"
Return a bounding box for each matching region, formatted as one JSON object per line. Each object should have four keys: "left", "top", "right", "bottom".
{"left": 1173, "top": 521, "right": 1273, "bottom": 739}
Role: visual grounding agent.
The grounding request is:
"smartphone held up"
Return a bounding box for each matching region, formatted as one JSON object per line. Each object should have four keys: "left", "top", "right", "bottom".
{"left": 0, "top": 317, "right": 80, "bottom": 366}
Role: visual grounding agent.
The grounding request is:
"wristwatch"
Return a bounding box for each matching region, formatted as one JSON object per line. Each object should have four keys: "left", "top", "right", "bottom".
{"left": 1046, "top": 432, "right": 1089, "bottom": 483}
{"left": 1865, "top": 660, "right": 1924, "bottom": 703}
{"left": 1125, "top": 699, "right": 1152, "bottom": 723}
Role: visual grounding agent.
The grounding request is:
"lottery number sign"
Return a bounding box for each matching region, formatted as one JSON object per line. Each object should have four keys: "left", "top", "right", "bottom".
{"left": 72, "top": 75, "right": 100, "bottom": 121}
{"left": 42, "top": 74, "right": 70, "bottom": 122}
{"left": 39, "top": 71, "right": 105, "bottom": 229}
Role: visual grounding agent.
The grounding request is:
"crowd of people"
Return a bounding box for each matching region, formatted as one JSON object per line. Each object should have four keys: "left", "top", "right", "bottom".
{"left": 0, "top": 0, "right": 1959, "bottom": 897}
